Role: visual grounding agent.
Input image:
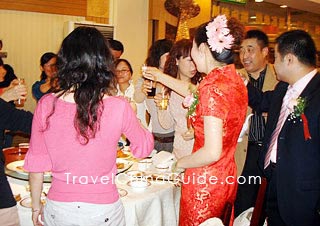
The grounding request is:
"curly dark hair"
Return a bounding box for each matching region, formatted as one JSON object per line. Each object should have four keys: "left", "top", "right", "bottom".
{"left": 164, "top": 39, "right": 201, "bottom": 86}
{"left": 51, "top": 26, "right": 116, "bottom": 144}
{"left": 194, "top": 16, "right": 245, "bottom": 64}
{"left": 145, "top": 39, "right": 173, "bottom": 67}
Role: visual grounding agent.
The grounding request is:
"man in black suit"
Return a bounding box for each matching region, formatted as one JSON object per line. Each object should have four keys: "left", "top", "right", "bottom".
{"left": 247, "top": 30, "right": 320, "bottom": 226}
{"left": 0, "top": 80, "right": 32, "bottom": 226}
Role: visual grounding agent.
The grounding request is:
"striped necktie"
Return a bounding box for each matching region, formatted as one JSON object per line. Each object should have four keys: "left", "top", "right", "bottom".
{"left": 264, "top": 87, "right": 295, "bottom": 169}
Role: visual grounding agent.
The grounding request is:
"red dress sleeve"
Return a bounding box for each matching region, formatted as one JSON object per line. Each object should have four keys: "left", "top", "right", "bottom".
{"left": 199, "top": 84, "right": 228, "bottom": 121}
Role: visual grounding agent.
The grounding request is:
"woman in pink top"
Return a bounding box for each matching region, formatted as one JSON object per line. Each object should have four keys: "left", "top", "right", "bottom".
{"left": 24, "top": 27, "right": 154, "bottom": 226}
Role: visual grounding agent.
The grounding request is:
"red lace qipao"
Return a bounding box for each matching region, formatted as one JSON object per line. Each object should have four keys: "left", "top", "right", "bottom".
{"left": 179, "top": 65, "right": 248, "bottom": 226}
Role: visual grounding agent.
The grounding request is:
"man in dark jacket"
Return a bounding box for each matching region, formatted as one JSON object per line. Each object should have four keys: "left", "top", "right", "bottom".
{"left": 0, "top": 80, "right": 32, "bottom": 226}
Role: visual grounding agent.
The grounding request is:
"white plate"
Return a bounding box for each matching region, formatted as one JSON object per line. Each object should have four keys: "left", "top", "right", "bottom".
{"left": 126, "top": 170, "right": 145, "bottom": 176}
{"left": 118, "top": 188, "right": 128, "bottom": 197}
{"left": 116, "top": 159, "right": 133, "bottom": 174}
{"left": 20, "top": 195, "right": 46, "bottom": 208}
{"left": 6, "top": 160, "right": 51, "bottom": 176}
{"left": 6, "top": 160, "right": 28, "bottom": 175}
{"left": 150, "top": 173, "right": 175, "bottom": 181}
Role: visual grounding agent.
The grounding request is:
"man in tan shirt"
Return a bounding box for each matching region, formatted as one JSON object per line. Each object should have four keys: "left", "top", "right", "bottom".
{"left": 235, "top": 30, "right": 277, "bottom": 217}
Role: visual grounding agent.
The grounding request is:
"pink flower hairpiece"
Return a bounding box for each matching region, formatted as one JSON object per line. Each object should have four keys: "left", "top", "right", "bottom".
{"left": 206, "top": 15, "right": 234, "bottom": 53}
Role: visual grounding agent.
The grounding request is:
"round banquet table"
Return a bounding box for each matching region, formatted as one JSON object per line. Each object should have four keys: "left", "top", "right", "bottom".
{"left": 4, "top": 147, "right": 181, "bottom": 226}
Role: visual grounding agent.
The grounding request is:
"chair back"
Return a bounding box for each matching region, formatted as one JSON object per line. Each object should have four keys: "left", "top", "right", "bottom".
{"left": 250, "top": 177, "right": 267, "bottom": 226}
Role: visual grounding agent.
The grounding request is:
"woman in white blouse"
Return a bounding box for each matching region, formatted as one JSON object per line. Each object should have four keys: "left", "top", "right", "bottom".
{"left": 154, "top": 39, "right": 201, "bottom": 158}
{"left": 115, "top": 58, "right": 148, "bottom": 128}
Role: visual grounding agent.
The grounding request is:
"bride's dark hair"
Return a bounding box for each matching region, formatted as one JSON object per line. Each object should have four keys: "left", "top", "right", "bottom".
{"left": 194, "top": 16, "right": 245, "bottom": 64}
{"left": 53, "top": 26, "right": 116, "bottom": 144}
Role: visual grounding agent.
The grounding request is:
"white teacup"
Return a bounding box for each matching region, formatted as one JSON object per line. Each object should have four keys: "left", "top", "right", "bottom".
{"left": 138, "top": 159, "right": 152, "bottom": 171}
{"left": 127, "top": 179, "right": 150, "bottom": 191}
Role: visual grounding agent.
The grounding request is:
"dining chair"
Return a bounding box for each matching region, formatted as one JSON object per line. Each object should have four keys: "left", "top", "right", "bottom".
{"left": 221, "top": 201, "right": 233, "bottom": 226}
{"left": 249, "top": 177, "right": 267, "bottom": 226}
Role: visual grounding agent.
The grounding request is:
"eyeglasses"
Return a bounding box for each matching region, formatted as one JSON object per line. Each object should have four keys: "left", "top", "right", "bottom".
{"left": 115, "top": 69, "right": 130, "bottom": 74}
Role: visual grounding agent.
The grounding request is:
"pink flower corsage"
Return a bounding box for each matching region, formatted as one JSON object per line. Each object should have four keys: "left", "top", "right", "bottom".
{"left": 183, "top": 94, "right": 195, "bottom": 108}
{"left": 183, "top": 89, "right": 199, "bottom": 117}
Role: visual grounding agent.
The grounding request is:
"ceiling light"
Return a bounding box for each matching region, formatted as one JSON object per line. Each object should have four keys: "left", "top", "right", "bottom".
{"left": 280, "top": 5, "right": 288, "bottom": 8}
{"left": 250, "top": 16, "right": 257, "bottom": 19}
{"left": 255, "top": 0, "right": 264, "bottom": 2}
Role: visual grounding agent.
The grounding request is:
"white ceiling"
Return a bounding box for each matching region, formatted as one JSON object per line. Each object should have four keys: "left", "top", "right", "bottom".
{"left": 264, "top": 0, "right": 320, "bottom": 14}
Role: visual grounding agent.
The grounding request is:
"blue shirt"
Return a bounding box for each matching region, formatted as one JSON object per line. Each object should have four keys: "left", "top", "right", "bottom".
{"left": 32, "top": 79, "right": 50, "bottom": 101}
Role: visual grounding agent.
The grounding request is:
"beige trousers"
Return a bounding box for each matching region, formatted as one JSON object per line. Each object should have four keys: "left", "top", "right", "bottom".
{"left": 0, "top": 206, "right": 20, "bottom": 226}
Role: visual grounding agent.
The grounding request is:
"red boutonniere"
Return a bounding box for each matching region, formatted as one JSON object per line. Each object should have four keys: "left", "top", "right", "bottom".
{"left": 288, "top": 97, "right": 311, "bottom": 140}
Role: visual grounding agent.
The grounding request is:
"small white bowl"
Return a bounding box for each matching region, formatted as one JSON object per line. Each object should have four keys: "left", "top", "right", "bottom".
{"left": 127, "top": 179, "right": 151, "bottom": 190}
{"left": 155, "top": 164, "right": 170, "bottom": 172}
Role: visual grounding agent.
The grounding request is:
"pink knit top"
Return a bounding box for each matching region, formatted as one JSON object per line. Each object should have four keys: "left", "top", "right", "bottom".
{"left": 24, "top": 94, "right": 154, "bottom": 204}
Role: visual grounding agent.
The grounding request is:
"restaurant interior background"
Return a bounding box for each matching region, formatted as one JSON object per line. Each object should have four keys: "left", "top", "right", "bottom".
{"left": 0, "top": 0, "right": 320, "bottom": 114}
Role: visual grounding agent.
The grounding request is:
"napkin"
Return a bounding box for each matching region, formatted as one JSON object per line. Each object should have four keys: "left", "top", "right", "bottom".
{"left": 238, "top": 114, "right": 253, "bottom": 143}
{"left": 199, "top": 218, "right": 224, "bottom": 226}
{"left": 151, "top": 151, "right": 175, "bottom": 169}
{"left": 233, "top": 207, "right": 267, "bottom": 226}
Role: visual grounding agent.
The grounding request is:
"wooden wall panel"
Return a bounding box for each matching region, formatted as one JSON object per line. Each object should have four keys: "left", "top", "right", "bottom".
{"left": 87, "top": 0, "right": 109, "bottom": 24}
{"left": 0, "top": 0, "right": 86, "bottom": 16}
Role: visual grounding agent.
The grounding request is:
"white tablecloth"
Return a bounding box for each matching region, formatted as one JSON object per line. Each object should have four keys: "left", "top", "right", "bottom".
{"left": 8, "top": 164, "right": 181, "bottom": 226}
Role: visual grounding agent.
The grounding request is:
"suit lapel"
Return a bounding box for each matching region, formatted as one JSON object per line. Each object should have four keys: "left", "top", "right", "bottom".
{"left": 268, "top": 85, "right": 288, "bottom": 131}
{"left": 299, "top": 72, "right": 320, "bottom": 100}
